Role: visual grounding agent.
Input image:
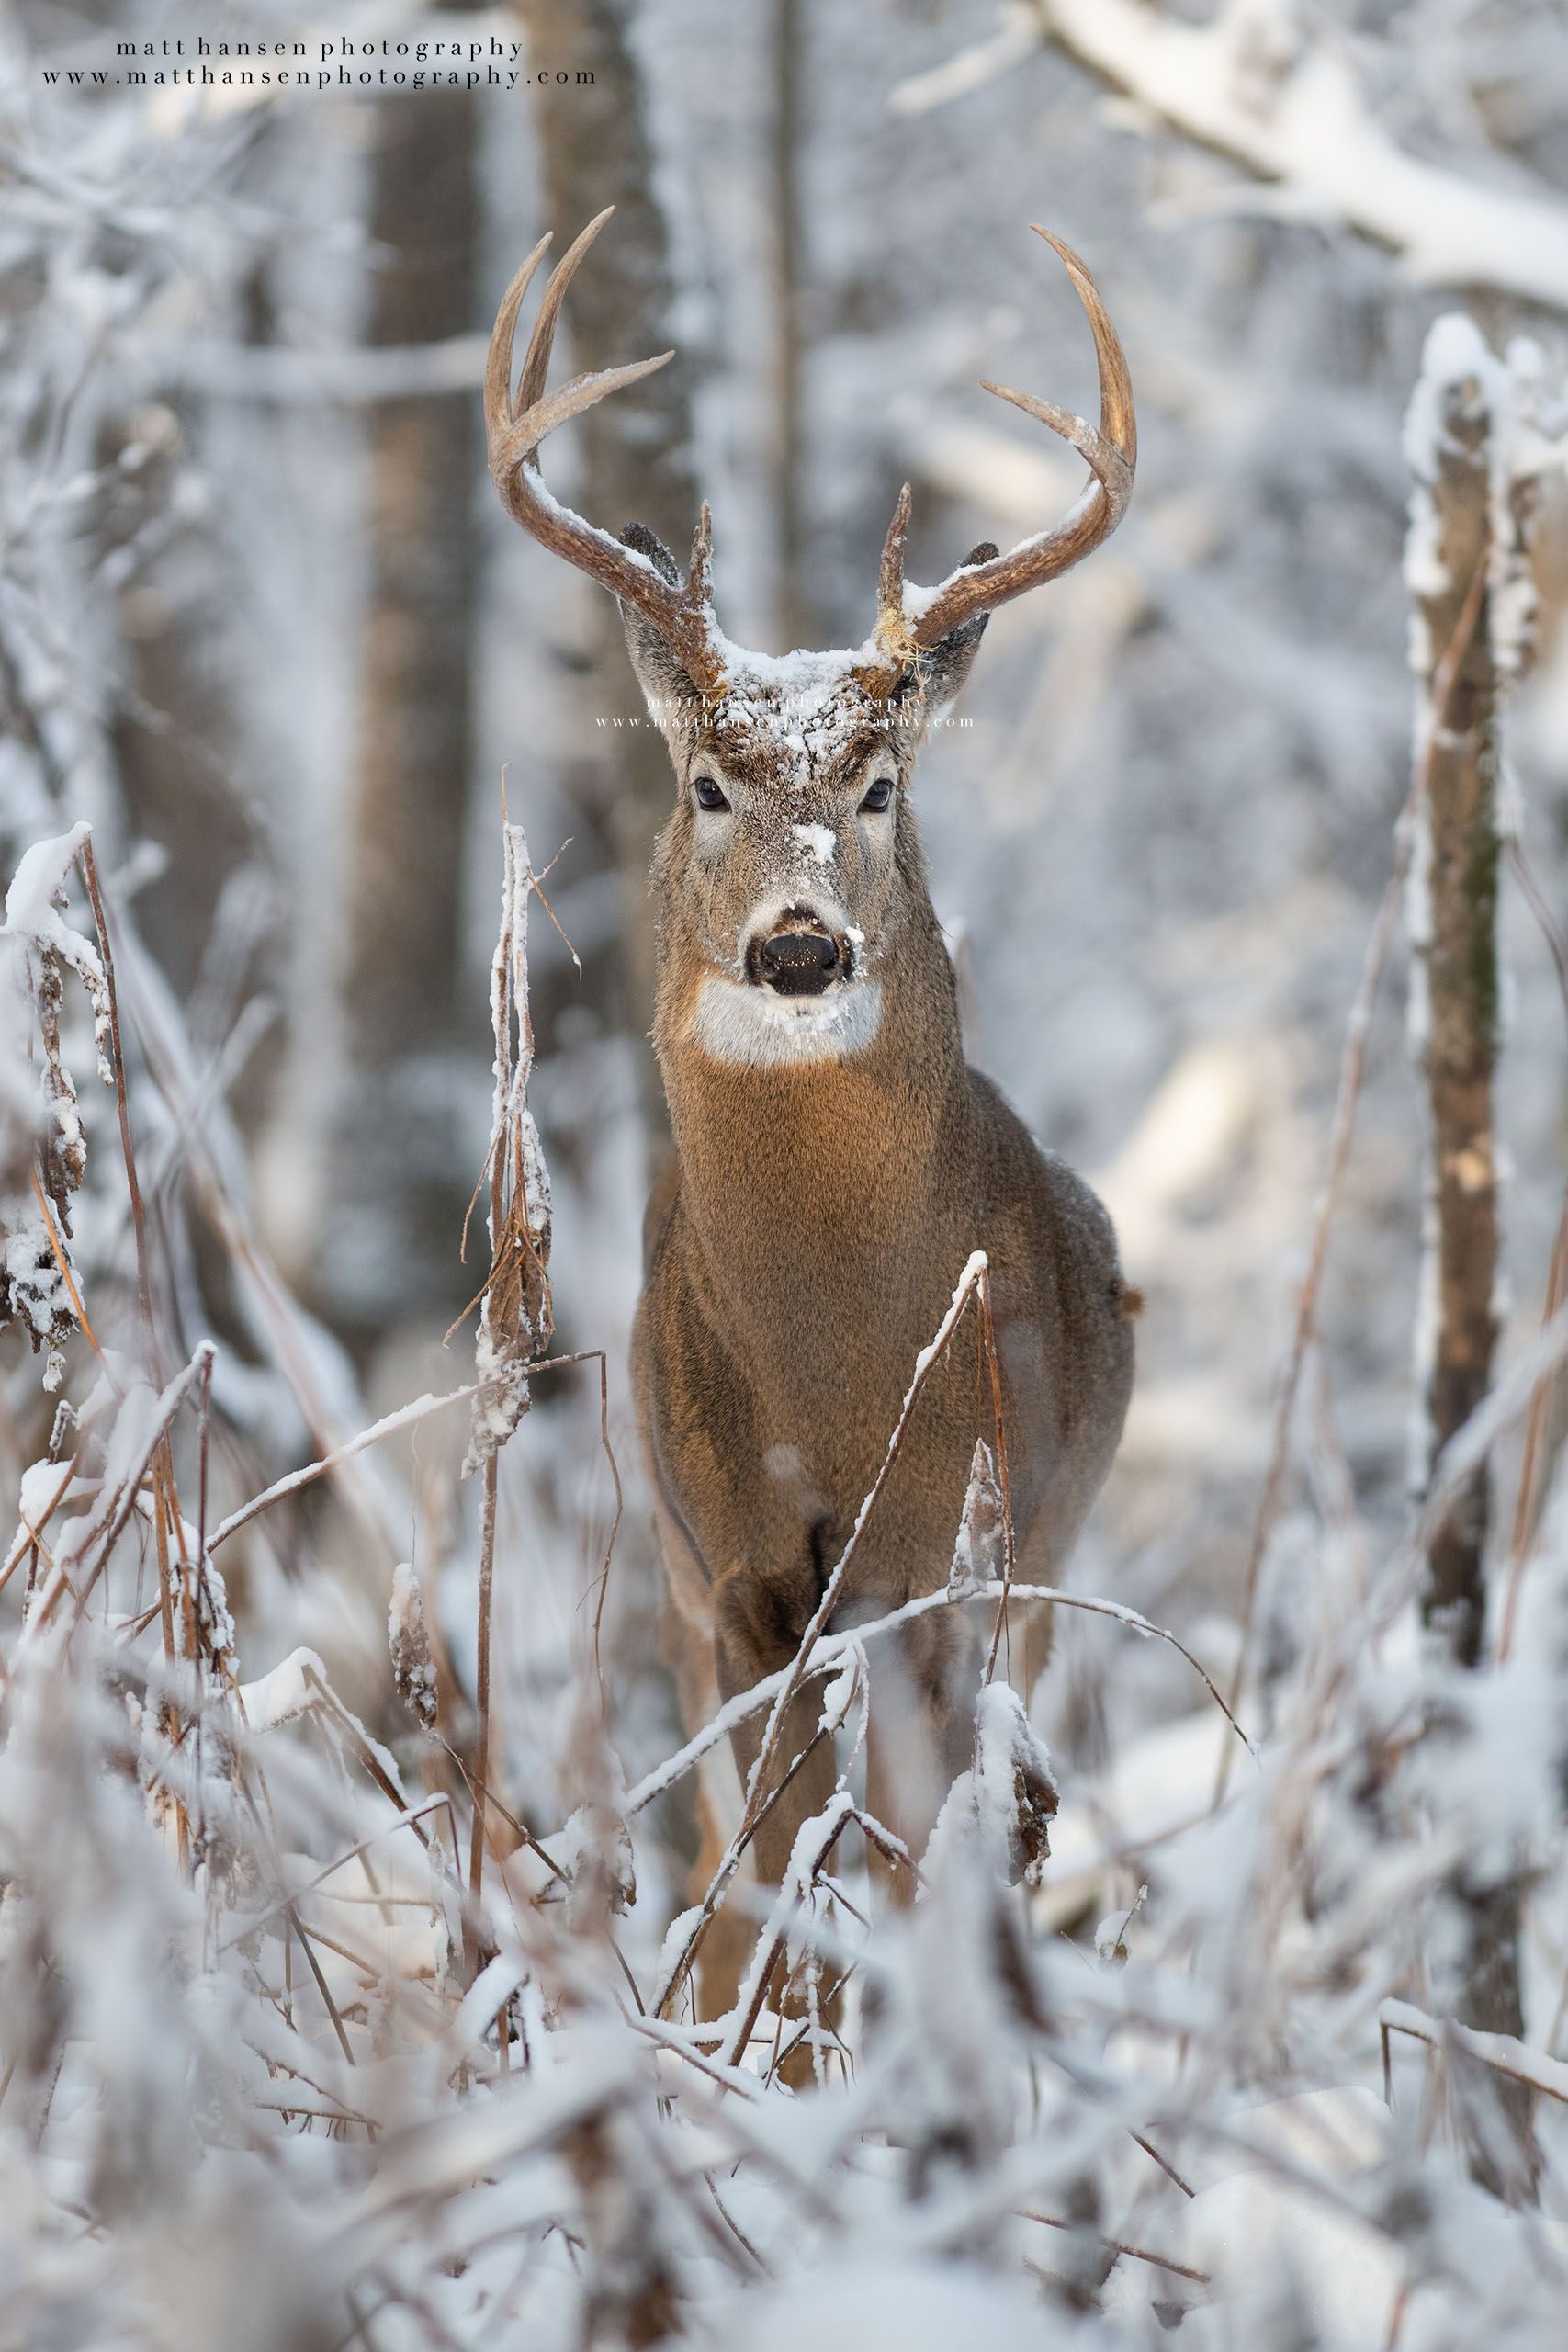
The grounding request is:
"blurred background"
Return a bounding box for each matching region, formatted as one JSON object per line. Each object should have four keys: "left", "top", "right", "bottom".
{"left": 4, "top": 0, "right": 1567, "bottom": 1858}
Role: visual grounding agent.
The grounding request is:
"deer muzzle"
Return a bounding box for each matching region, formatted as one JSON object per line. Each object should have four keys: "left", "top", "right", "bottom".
{"left": 751, "top": 922, "right": 845, "bottom": 998}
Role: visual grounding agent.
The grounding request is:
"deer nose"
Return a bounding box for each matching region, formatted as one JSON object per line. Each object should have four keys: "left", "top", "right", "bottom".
{"left": 754, "top": 927, "right": 842, "bottom": 997}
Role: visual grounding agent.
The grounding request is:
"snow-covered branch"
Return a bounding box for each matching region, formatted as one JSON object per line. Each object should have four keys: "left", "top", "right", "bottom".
{"left": 896, "top": 0, "right": 1568, "bottom": 312}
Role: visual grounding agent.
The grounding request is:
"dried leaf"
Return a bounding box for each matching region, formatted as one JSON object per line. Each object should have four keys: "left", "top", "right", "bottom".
{"left": 389, "top": 1561, "right": 438, "bottom": 1732}
{"left": 949, "top": 1436, "right": 1003, "bottom": 1598}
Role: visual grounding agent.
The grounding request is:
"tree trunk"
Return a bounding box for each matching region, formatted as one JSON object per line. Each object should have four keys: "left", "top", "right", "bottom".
{"left": 768, "top": 0, "right": 812, "bottom": 652}
{"left": 324, "top": 63, "right": 481, "bottom": 1351}
{"left": 1405, "top": 317, "right": 1536, "bottom": 2198}
{"left": 513, "top": 0, "right": 704, "bottom": 1098}
{"left": 1409, "top": 359, "right": 1502, "bottom": 1669}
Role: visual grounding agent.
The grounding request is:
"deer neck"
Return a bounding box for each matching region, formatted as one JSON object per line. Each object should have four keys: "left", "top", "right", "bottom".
{"left": 653, "top": 896, "right": 969, "bottom": 1281}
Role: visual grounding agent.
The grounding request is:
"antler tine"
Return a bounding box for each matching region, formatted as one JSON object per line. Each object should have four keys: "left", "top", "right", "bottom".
{"left": 875, "top": 482, "right": 913, "bottom": 652}
{"left": 484, "top": 232, "right": 553, "bottom": 441}
{"left": 1028, "top": 225, "right": 1136, "bottom": 479}
{"left": 515, "top": 206, "right": 613, "bottom": 415}
{"left": 687, "top": 501, "right": 715, "bottom": 608}
{"left": 501, "top": 351, "right": 676, "bottom": 464}
{"left": 484, "top": 210, "right": 728, "bottom": 700}
{"left": 857, "top": 229, "right": 1135, "bottom": 692}
{"left": 978, "top": 381, "right": 1132, "bottom": 509}
{"left": 908, "top": 229, "right": 1135, "bottom": 651}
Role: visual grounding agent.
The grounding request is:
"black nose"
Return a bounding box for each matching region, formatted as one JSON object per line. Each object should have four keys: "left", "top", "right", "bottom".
{"left": 756, "top": 929, "right": 841, "bottom": 997}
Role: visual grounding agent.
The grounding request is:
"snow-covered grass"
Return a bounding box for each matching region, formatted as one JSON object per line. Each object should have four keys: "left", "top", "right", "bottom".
{"left": 2, "top": 813, "right": 1567, "bottom": 2352}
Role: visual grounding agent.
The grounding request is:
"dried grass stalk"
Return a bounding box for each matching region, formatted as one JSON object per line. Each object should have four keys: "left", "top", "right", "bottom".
{"left": 0, "top": 826, "right": 111, "bottom": 1383}
{"left": 464, "top": 817, "right": 554, "bottom": 1476}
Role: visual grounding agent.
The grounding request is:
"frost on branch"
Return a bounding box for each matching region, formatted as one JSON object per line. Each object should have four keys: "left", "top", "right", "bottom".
{"left": 464, "top": 817, "right": 554, "bottom": 1476}
{"left": 943, "top": 0, "right": 1568, "bottom": 312}
{"left": 0, "top": 823, "right": 111, "bottom": 1385}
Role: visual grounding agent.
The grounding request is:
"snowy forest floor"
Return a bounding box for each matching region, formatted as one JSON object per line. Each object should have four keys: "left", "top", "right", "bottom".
{"left": 2, "top": 784, "right": 1567, "bottom": 2352}
{"left": 6, "top": 3, "right": 1568, "bottom": 2346}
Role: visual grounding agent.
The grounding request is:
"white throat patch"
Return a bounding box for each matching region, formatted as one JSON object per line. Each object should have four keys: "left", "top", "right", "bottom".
{"left": 689, "top": 975, "right": 884, "bottom": 1069}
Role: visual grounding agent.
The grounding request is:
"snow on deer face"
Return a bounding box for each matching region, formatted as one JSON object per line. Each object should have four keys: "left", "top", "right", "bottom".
{"left": 616, "top": 532, "right": 991, "bottom": 1064}
{"left": 634, "top": 651, "right": 937, "bottom": 1068}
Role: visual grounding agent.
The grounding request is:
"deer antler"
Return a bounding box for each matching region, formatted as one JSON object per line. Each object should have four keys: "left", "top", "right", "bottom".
{"left": 485, "top": 208, "right": 728, "bottom": 702}
{"left": 857, "top": 228, "right": 1135, "bottom": 696}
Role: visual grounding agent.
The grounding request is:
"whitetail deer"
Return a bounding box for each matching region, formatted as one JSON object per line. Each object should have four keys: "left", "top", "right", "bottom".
{"left": 487, "top": 211, "right": 1138, "bottom": 2038}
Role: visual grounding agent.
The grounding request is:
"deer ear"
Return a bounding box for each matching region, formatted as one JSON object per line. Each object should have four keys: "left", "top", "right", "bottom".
{"left": 617, "top": 525, "right": 702, "bottom": 749}
{"left": 918, "top": 540, "right": 997, "bottom": 716}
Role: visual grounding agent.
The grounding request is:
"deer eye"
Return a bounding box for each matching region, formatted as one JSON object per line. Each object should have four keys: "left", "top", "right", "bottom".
{"left": 859, "top": 776, "right": 895, "bottom": 814}
{"left": 692, "top": 775, "right": 730, "bottom": 812}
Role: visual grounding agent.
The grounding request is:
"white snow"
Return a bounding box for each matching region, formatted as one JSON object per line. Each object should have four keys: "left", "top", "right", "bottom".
{"left": 713, "top": 2260, "right": 1054, "bottom": 2352}
{"left": 2, "top": 821, "right": 94, "bottom": 936}
{"left": 237, "top": 1643, "right": 332, "bottom": 1733}
{"left": 792, "top": 821, "right": 836, "bottom": 865}
{"left": 1184, "top": 2154, "right": 1401, "bottom": 2342}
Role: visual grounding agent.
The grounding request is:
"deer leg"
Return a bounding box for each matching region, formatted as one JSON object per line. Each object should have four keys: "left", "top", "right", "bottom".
{"left": 1016, "top": 1593, "right": 1055, "bottom": 1720}
{"left": 660, "top": 1597, "right": 752, "bottom": 2026}
{"left": 995, "top": 1515, "right": 1055, "bottom": 1722}
{"left": 1004, "top": 1487, "right": 1083, "bottom": 1722}
{"left": 714, "top": 1577, "right": 845, "bottom": 2086}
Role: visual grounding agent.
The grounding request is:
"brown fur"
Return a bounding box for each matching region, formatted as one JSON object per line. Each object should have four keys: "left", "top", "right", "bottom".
{"left": 480, "top": 214, "right": 1141, "bottom": 2069}
{"left": 620, "top": 612, "right": 1134, "bottom": 2041}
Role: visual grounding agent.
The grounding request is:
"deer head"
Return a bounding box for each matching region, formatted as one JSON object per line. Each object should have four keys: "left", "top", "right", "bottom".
{"left": 486, "top": 210, "right": 1134, "bottom": 1067}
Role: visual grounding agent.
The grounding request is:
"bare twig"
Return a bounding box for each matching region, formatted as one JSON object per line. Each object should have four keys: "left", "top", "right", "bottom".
{"left": 78, "top": 840, "right": 155, "bottom": 1350}
{"left": 632, "top": 1576, "right": 1249, "bottom": 1827}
